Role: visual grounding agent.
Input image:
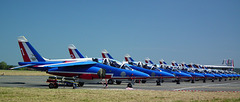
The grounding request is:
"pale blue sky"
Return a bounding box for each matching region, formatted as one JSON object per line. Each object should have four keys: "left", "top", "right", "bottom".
{"left": 0, "top": 0, "right": 240, "bottom": 67}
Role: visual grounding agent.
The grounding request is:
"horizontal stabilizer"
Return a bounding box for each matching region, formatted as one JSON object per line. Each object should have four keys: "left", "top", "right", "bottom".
{"left": 10, "top": 64, "right": 35, "bottom": 70}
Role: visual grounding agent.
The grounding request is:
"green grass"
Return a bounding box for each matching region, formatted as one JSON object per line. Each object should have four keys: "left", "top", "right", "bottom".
{"left": 0, "top": 87, "right": 239, "bottom": 102}
{"left": 0, "top": 70, "right": 51, "bottom": 76}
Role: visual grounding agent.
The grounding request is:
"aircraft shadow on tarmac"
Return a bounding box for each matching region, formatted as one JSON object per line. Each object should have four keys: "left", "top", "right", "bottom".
{"left": 1, "top": 82, "right": 26, "bottom": 84}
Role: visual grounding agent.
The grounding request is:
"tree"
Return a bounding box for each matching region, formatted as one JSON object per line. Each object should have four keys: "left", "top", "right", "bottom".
{"left": 0, "top": 61, "right": 8, "bottom": 70}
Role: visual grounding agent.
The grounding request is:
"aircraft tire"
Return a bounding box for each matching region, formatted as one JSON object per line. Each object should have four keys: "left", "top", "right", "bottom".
{"left": 78, "top": 82, "right": 84, "bottom": 87}
{"left": 156, "top": 80, "right": 161, "bottom": 86}
{"left": 127, "top": 83, "right": 132, "bottom": 88}
{"left": 116, "top": 80, "right": 122, "bottom": 85}
{"left": 161, "top": 80, "right": 164, "bottom": 83}
{"left": 49, "top": 83, "right": 55, "bottom": 89}
{"left": 176, "top": 79, "right": 180, "bottom": 84}
{"left": 212, "top": 79, "right": 214, "bottom": 82}
{"left": 108, "top": 79, "right": 114, "bottom": 84}
{"left": 191, "top": 79, "right": 195, "bottom": 83}
{"left": 141, "top": 80, "right": 147, "bottom": 83}
{"left": 203, "top": 79, "right": 206, "bottom": 83}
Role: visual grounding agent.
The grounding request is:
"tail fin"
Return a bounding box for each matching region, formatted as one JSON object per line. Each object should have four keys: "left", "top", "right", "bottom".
{"left": 181, "top": 62, "right": 189, "bottom": 68}
{"left": 159, "top": 59, "right": 167, "bottom": 65}
{"left": 101, "top": 49, "right": 114, "bottom": 59}
{"left": 222, "top": 59, "right": 234, "bottom": 67}
{"left": 18, "top": 36, "right": 45, "bottom": 62}
{"left": 171, "top": 61, "right": 177, "bottom": 66}
{"left": 124, "top": 54, "right": 134, "bottom": 62}
{"left": 68, "top": 44, "right": 85, "bottom": 59}
{"left": 145, "top": 58, "right": 154, "bottom": 64}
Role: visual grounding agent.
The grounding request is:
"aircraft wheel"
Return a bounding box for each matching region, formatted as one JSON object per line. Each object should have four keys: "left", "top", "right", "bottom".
{"left": 219, "top": 78, "right": 222, "bottom": 82}
{"left": 156, "top": 80, "right": 161, "bottom": 86}
{"left": 116, "top": 80, "right": 122, "bottom": 85}
{"left": 49, "top": 83, "right": 58, "bottom": 89}
{"left": 108, "top": 79, "right": 114, "bottom": 84}
{"left": 141, "top": 80, "right": 147, "bottom": 83}
{"left": 78, "top": 82, "right": 84, "bottom": 87}
{"left": 176, "top": 79, "right": 180, "bottom": 84}
{"left": 135, "top": 80, "right": 140, "bottom": 83}
{"left": 191, "top": 79, "right": 195, "bottom": 83}
{"left": 161, "top": 80, "right": 164, "bottom": 83}
{"left": 203, "top": 79, "right": 206, "bottom": 83}
{"left": 212, "top": 79, "right": 214, "bottom": 82}
{"left": 49, "top": 83, "right": 55, "bottom": 89}
{"left": 127, "top": 83, "right": 132, "bottom": 88}
{"left": 224, "top": 78, "right": 227, "bottom": 81}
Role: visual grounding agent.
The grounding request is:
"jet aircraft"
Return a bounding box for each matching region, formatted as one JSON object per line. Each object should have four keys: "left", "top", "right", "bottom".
{"left": 11, "top": 36, "right": 150, "bottom": 88}
{"left": 145, "top": 58, "right": 192, "bottom": 84}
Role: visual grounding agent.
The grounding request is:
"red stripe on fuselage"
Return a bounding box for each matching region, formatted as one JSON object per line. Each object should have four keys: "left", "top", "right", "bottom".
{"left": 18, "top": 41, "right": 31, "bottom": 62}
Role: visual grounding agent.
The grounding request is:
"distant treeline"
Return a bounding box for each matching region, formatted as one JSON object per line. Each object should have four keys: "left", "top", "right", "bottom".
{"left": 0, "top": 61, "right": 27, "bottom": 70}
{"left": 234, "top": 68, "right": 240, "bottom": 73}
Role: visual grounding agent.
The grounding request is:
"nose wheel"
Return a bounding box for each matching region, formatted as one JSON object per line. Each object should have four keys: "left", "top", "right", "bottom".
{"left": 203, "top": 78, "right": 206, "bottom": 83}
{"left": 176, "top": 79, "right": 180, "bottom": 84}
{"left": 191, "top": 78, "right": 195, "bottom": 83}
{"left": 156, "top": 79, "right": 161, "bottom": 86}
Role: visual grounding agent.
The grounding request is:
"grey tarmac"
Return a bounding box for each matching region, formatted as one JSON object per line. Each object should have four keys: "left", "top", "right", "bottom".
{"left": 0, "top": 75, "right": 240, "bottom": 92}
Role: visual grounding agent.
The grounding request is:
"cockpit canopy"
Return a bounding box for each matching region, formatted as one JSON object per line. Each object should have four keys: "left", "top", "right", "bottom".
{"left": 102, "top": 58, "right": 133, "bottom": 71}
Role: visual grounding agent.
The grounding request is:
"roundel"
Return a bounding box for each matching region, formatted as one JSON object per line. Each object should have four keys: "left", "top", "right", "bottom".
{"left": 97, "top": 68, "right": 106, "bottom": 78}
{"left": 151, "top": 72, "right": 155, "bottom": 76}
{"left": 120, "top": 72, "right": 126, "bottom": 77}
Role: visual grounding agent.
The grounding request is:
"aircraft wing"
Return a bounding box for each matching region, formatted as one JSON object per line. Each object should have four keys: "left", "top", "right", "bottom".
{"left": 10, "top": 64, "right": 36, "bottom": 70}
{"left": 37, "top": 61, "right": 97, "bottom": 68}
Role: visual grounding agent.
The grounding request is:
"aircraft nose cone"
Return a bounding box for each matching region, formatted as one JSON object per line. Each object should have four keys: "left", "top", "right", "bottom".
{"left": 214, "top": 74, "right": 222, "bottom": 78}
{"left": 179, "top": 72, "right": 192, "bottom": 78}
{"left": 133, "top": 71, "right": 150, "bottom": 78}
{"left": 205, "top": 73, "right": 215, "bottom": 78}
{"left": 221, "top": 74, "right": 228, "bottom": 78}
{"left": 159, "top": 71, "right": 175, "bottom": 77}
{"left": 195, "top": 73, "right": 205, "bottom": 78}
{"left": 227, "top": 74, "right": 233, "bottom": 77}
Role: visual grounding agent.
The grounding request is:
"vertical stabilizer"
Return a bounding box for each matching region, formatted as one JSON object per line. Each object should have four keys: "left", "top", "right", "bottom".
{"left": 18, "top": 36, "right": 45, "bottom": 62}
{"left": 101, "top": 49, "right": 114, "bottom": 59}
{"left": 68, "top": 44, "right": 85, "bottom": 59}
{"left": 145, "top": 58, "right": 154, "bottom": 64}
{"left": 171, "top": 61, "right": 176, "bottom": 66}
{"left": 124, "top": 54, "right": 134, "bottom": 62}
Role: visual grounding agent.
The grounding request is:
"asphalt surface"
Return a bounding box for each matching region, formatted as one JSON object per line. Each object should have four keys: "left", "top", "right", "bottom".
{"left": 0, "top": 75, "right": 240, "bottom": 92}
